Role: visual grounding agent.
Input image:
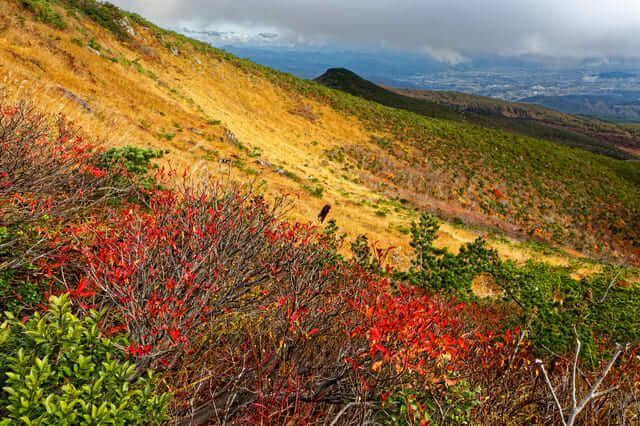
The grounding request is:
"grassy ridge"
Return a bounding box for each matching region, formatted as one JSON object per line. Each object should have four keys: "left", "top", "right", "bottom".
{"left": 14, "top": 0, "right": 640, "bottom": 263}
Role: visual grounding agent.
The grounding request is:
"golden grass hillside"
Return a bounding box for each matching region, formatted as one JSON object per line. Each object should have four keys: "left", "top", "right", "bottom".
{"left": 0, "top": 0, "right": 633, "bottom": 275}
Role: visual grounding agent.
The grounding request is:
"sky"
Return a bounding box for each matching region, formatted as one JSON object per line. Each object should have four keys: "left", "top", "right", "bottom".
{"left": 111, "top": 0, "right": 640, "bottom": 63}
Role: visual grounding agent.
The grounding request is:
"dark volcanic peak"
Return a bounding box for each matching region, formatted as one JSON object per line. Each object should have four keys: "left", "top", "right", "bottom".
{"left": 316, "top": 68, "right": 379, "bottom": 90}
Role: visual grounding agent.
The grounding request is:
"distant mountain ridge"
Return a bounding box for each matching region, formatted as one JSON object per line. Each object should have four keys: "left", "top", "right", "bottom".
{"left": 316, "top": 68, "right": 640, "bottom": 159}
{"left": 597, "top": 71, "right": 636, "bottom": 80}
{"left": 522, "top": 94, "right": 640, "bottom": 123}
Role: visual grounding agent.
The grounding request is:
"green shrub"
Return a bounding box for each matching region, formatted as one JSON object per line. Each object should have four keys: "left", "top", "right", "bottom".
{"left": 398, "top": 212, "right": 503, "bottom": 299}
{"left": 0, "top": 226, "right": 45, "bottom": 314}
{"left": 22, "top": 0, "right": 67, "bottom": 30}
{"left": 375, "top": 209, "right": 388, "bottom": 217}
{"left": 382, "top": 381, "right": 480, "bottom": 425}
{"left": 100, "top": 146, "right": 164, "bottom": 175}
{"left": 99, "top": 146, "right": 165, "bottom": 190}
{"left": 0, "top": 267, "right": 42, "bottom": 314}
{"left": 0, "top": 294, "right": 171, "bottom": 424}
{"left": 159, "top": 132, "right": 175, "bottom": 141}
{"left": 281, "top": 169, "right": 301, "bottom": 182}
{"left": 495, "top": 263, "right": 640, "bottom": 361}
{"left": 351, "top": 234, "right": 372, "bottom": 269}
{"left": 320, "top": 220, "right": 346, "bottom": 261}
{"left": 61, "top": 0, "right": 131, "bottom": 39}
{"left": 303, "top": 184, "right": 324, "bottom": 198}
{"left": 88, "top": 38, "right": 101, "bottom": 52}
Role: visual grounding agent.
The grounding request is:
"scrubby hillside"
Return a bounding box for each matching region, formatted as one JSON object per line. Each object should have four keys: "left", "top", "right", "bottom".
{"left": 2, "top": 1, "right": 640, "bottom": 424}
{"left": 0, "top": 0, "right": 639, "bottom": 269}
{"left": 311, "top": 69, "right": 640, "bottom": 263}
{"left": 523, "top": 94, "right": 640, "bottom": 124}
{"left": 2, "top": 99, "right": 640, "bottom": 425}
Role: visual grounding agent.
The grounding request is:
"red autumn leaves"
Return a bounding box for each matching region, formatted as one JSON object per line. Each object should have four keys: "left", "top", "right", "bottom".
{"left": 58, "top": 179, "right": 506, "bottom": 421}
{"left": 0, "top": 103, "right": 122, "bottom": 229}
{"left": 1, "top": 101, "right": 525, "bottom": 423}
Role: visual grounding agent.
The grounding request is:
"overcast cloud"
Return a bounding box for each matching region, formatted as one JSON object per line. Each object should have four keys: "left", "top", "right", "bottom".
{"left": 111, "top": 0, "right": 640, "bottom": 61}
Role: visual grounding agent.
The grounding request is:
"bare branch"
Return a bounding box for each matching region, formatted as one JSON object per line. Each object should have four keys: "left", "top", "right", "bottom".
{"left": 536, "top": 358, "right": 567, "bottom": 426}
{"left": 599, "top": 270, "right": 622, "bottom": 303}
{"left": 538, "top": 328, "right": 628, "bottom": 426}
{"left": 330, "top": 402, "right": 375, "bottom": 426}
{"left": 571, "top": 326, "right": 580, "bottom": 410}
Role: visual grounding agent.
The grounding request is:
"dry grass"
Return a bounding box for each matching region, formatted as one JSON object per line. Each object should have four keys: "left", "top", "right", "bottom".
{"left": 0, "top": 0, "right": 603, "bottom": 272}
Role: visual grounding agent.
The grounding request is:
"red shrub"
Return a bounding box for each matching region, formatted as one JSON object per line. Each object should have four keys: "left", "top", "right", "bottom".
{"left": 0, "top": 101, "right": 120, "bottom": 228}
{"left": 68, "top": 180, "right": 497, "bottom": 424}
{"left": 492, "top": 188, "right": 506, "bottom": 199}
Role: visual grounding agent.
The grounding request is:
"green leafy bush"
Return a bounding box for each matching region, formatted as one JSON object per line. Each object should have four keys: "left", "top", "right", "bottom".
{"left": 159, "top": 132, "right": 175, "bottom": 141}
{"left": 0, "top": 294, "right": 170, "bottom": 425}
{"left": 0, "top": 225, "right": 44, "bottom": 313}
{"left": 319, "top": 219, "right": 346, "bottom": 262}
{"left": 495, "top": 262, "right": 640, "bottom": 360}
{"left": 100, "top": 146, "right": 164, "bottom": 176}
{"left": 303, "top": 184, "right": 324, "bottom": 198}
{"left": 88, "top": 38, "right": 101, "bottom": 52}
{"left": 0, "top": 267, "right": 42, "bottom": 314}
{"left": 60, "top": 0, "right": 131, "bottom": 39}
{"left": 351, "top": 234, "right": 373, "bottom": 269}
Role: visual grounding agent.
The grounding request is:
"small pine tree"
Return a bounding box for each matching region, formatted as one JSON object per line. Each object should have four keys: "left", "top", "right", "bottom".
{"left": 351, "top": 234, "right": 372, "bottom": 269}
{"left": 320, "top": 219, "right": 346, "bottom": 257}
{"left": 403, "top": 212, "right": 501, "bottom": 298}
{"left": 409, "top": 212, "right": 448, "bottom": 276}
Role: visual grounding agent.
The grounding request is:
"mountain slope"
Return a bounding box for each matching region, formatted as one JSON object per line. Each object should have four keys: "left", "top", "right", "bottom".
{"left": 317, "top": 68, "right": 640, "bottom": 159}
{"left": 306, "top": 70, "right": 640, "bottom": 262}
{"left": 1, "top": 0, "right": 639, "bottom": 265}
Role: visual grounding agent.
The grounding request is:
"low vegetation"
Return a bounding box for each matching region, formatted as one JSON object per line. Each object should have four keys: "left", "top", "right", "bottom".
{"left": 0, "top": 294, "right": 171, "bottom": 424}
{"left": 1, "top": 101, "right": 639, "bottom": 425}
{"left": 22, "top": 0, "right": 67, "bottom": 30}
{"left": 4, "top": 1, "right": 640, "bottom": 423}
{"left": 286, "top": 69, "right": 640, "bottom": 263}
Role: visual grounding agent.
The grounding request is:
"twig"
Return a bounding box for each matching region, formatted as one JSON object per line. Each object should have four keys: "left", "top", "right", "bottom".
{"left": 571, "top": 326, "right": 580, "bottom": 410}
{"left": 535, "top": 359, "right": 567, "bottom": 426}
{"left": 599, "top": 270, "right": 622, "bottom": 303}
{"left": 330, "top": 402, "right": 374, "bottom": 426}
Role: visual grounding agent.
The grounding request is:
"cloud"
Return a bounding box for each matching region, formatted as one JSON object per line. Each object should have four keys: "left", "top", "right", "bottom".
{"left": 111, "top": 0, "right": 640, "bottom": 58}
{"left": 420, "top": 46, "right": 469, "bottom": 65}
